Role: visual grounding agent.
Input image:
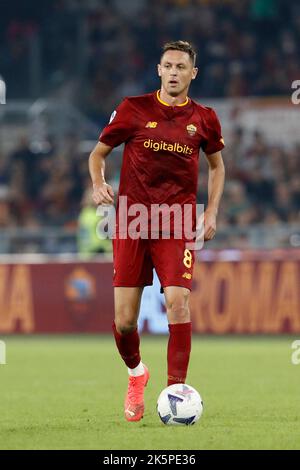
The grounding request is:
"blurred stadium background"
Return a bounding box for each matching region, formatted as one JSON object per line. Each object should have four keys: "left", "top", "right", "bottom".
{"left": 1, "top": 0, "right": 300, "bottom": 451}
{"left": 0, "top": 0, "right": 299, "bottom": 335}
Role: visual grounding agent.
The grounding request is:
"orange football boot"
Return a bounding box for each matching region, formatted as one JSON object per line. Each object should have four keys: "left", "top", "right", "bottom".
{"left": 124, "top": 365, "right": 150, "bottom": 422}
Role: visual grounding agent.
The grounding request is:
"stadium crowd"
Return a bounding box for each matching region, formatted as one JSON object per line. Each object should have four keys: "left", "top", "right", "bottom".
{"left": 0, "top": 0, "right": 300, "bottom": 123}
{"left": 0, "top": 0, "right": 299, "bottom": 249}
{"left": 0, "top": 131, "right": 299, "bottom": 233}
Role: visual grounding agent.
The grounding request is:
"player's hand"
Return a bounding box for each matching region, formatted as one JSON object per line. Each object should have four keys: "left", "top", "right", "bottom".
{"left": 203, "top": 208, "right": 217, "bottom": 241}
{"left": 92, "top": 182, "right": 114, "bottom": 205}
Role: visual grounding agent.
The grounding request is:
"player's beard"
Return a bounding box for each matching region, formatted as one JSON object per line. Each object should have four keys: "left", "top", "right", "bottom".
{"left": 168, "top": 90, "right": 180, "bottom": 97}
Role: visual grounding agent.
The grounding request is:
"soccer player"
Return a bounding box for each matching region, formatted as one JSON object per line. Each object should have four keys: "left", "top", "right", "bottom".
{"left": 89, "top": 41, "right": 225, "bottom": 422}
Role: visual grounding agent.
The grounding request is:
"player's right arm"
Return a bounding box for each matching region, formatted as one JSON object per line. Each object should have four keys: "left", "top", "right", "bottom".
{"left": 89, "top": 142, "right": 115, "bottom": 205}
{"left": 89, "top": 97, "right": 135, "bottom": 205}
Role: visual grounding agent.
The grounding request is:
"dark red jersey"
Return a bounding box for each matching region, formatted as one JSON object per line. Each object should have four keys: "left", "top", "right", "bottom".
{"left": 99, "top": 90, "right": 224, "bottom": 235}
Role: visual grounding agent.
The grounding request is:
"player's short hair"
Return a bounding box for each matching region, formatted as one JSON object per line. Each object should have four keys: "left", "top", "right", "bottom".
{"left": 161, "top": 41, "right": 197, "bottom": 66}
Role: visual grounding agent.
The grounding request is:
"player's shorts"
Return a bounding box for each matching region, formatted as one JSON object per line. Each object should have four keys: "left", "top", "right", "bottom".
{"left": 112, "top": 236, "right": 195, "bottom": 291}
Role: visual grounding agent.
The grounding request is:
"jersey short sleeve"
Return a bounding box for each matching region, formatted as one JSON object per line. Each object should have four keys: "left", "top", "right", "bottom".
{"left": 201, "top": 108, "right": 225, "bottom": 155}
{"left": 99, "top": 98, "right": 135, "bottom": 148}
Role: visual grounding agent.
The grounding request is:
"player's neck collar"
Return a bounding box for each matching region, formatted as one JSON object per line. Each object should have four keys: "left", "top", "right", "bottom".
{"left": 156, "top": 90, "right": 189, "bottom": 107}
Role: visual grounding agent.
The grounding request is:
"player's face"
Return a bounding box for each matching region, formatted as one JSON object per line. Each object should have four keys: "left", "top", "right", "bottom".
{"left": 158, "top": 50, "right": 198, "bottom": 97}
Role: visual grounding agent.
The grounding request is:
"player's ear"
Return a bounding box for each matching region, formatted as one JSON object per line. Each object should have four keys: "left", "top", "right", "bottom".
{"left": 192, "top": 67, "right": 198, "bottom": 80}
{"left": 157, "top": 64, "right": 162, "bottom": 77}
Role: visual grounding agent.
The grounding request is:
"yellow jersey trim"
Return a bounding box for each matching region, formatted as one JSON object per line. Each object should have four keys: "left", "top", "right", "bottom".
{"left": 156, "top": 90, "right": 189, "bottom": 107}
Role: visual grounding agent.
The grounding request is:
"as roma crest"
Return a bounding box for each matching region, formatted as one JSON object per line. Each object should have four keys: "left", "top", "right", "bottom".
{"left": 186, "top": 124, "right": 197, "bottom": 136}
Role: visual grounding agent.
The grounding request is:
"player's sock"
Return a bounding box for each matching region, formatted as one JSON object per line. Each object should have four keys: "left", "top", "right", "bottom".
{"left": 112, "top": 321, "right": 141, "bottom": 369}
{"left": 128, "top": 361, "right": 145, "bottom": 377}
{"left": 167, "top": 322, "right": 192, "bottom": 386}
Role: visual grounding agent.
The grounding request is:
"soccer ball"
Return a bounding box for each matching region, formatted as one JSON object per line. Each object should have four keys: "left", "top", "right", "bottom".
{"left": 157, "top": 384, "right": 203, "bottom": 426}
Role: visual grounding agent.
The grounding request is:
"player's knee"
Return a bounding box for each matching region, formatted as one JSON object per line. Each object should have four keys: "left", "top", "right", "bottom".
{"left": 167, "top": 296, "right": 190, "bottom": 323}
{"left": 114, "top": 318, "right": 137, "bottom": 335}
{"left": 169, "top": 306, "right": 190, "bottom": 323}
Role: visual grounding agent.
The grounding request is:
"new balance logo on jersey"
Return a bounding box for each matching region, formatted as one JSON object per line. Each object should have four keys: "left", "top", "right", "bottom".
{"left": 182, "top": 273, "right": 192, "bottom": 280}
{"left": 145, "top": 121, "right": 157, "bottom": 128}
{"left": 143, "top": 139, "right": 193, "bottom": 155}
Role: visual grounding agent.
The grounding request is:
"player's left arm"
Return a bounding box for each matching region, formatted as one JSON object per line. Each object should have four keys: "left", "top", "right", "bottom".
{"left": 204, "top": 151, "right": 225, "bottom": 241}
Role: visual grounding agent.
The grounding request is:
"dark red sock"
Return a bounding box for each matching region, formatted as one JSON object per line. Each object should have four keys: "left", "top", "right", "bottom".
{"left": 167, "top": 322, "right": 192, "bottom": 386}
{"left": 112, "top": 322, "right": 141, "bottom": 369}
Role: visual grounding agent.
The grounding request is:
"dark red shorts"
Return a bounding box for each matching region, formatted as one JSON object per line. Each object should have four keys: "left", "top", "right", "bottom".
{"left": 112, "top": 236, "right": 195, "bottom": 290}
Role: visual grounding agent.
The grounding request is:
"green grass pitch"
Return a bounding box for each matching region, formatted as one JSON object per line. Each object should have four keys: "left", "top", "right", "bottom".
{"left": 0, "top": 335, "right": 299, "bottom": 450}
